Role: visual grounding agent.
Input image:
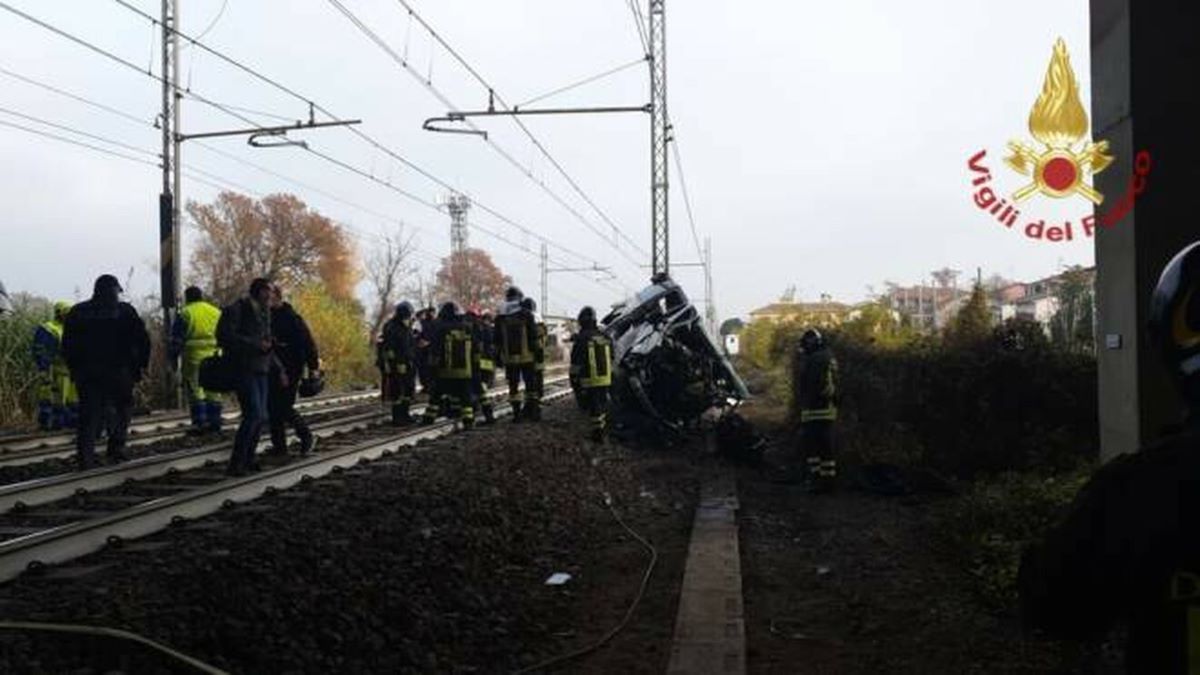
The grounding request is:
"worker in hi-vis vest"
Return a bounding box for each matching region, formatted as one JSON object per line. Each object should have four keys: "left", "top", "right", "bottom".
{"left": 170, "top": 286, "right": 223, "bottom": 433}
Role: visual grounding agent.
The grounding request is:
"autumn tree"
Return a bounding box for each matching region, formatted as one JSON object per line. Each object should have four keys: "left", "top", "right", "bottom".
{"left": 366, "top": 225, "right": 418, "bottom": 338}
{"left": 943, "top": 282, "right": 993, "bottom": 347}
{"left": 289, "top": 285, "right": 374, "bottom": 389}
{"left": 187, "top": 192, "right": 358, "bottom": 305}
{"left": 433, "top": 248, "right": 511, "bottom": 310}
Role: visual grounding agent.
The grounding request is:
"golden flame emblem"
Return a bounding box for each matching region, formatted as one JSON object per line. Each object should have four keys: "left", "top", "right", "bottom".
{"left": 1004, "top": 38, "right": 1113, "bottom": 204}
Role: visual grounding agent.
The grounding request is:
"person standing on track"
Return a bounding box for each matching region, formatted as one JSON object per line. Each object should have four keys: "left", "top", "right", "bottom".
{"left": 520, "top": 297, "right": 548, "bottom": 422}
{"left": 570, "top": 306, "right": 612, "bottom": 442}
{"left": 470, "top": 307, "right": 497, "bottom": 425}
{"left": 494, "top": 287, "right": 541, "bottom": 423}
{"left": 217, "top": 278, "right": 275, "bottom": 476}
{"left": 33, "top": 301, "right": 78, "bottom": 431}
{"left": 421, "top": 302, "right": 476, "bottom": 428}
{"left": 378, "top": 301, "right": 418, "bottom": 427}
{"left": 170, "top": 286, "right": 223, "bottom": 434}
{"left": 796, "top": 328, "right": 839, "bottom": 493}
{"left": 61, "top": 274, "right": 150, "bottom": 469}
{"left": 267, "top": 284, "right": 320, "bottom": 456}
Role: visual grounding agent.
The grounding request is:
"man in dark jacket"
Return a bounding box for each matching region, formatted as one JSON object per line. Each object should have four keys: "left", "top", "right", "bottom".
{"left": 469, "top": 308, "right": 497, "bottom": 424}
{"left": 1019, "top": 240, "right": 1200, "bottom": 674}
{"left": 420, "top": 302, "right": 476, "bottom": 428}
{"left": 796, "top": 328, "right": 838, "bottom": 493}
{"left": 267, "top": 284, "right": 319, "bottom": 455}
{"left": 378, "top": 301, "right": 417, "bottom": 426}
{"left": 217, "top": 278, "right": 274, "bottom": 476}
{"left": 62, "top": 274, "right": 150, "bottom": 469}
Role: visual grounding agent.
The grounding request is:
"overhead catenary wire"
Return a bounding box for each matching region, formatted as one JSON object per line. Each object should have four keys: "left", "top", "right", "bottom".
{"left": 328, "top": 0, "right": 648, "bottom": 272}
{"left": 104, "top": 0, "right": 622, "bottom": 283}
{"left": 516, "top": 57, "right": 647, "bottom": 109}
{"left": 388, "top": 0, "right": 649, "bottom": 259}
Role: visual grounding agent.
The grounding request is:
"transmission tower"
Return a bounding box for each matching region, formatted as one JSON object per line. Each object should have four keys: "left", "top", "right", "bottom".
{"left": 446, "top": 194, "right": 471, "bottom": 255}
{"left": 649, "top": 0, "right": 670, "bottom": 277}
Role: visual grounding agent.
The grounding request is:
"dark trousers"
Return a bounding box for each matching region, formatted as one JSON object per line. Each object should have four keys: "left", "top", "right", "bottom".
{"left": 505, "top": 364, "right": 541, "bottom": 404}
{"left": 474, "top": 367, "right": 496, "bottom": 419}
{"left": 382, "top": 369, "right": 417, "bottom": 423}
{"left": 76, "top": 374, "right": 133, "bottom": 464}
{"left": 578, "top": 386, "right": 609, "bottom": 439}
{"left": 232, "top": 373, "right": 269, "bottom": 470}
{"left": 268, "top": 372, "right": 310, "bottom": 453}
{"left": 801, "top": 420, "right": 836, "bottom": 481}
{"left": 424, "top": 378, "right": 474, "bottom": 422}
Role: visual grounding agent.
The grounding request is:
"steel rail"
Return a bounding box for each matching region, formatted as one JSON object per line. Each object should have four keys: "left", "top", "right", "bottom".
{"left": 0, "top": 374, "right": 569, "bottom": 513}
{"left": 0, "top": 385, "right": 573, "bottom": 583}
{"left": 0, "top": 390, "right": 380, "bottom": 454}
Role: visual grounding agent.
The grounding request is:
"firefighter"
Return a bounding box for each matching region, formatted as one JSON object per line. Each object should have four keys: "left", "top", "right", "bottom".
{"left": 170, "top": 286, "right": 223, "bottom": 434}
{"left": 414, "top": 306, "right": 436, "bottom": 398}
{"left": 378, "top": 301, "right": 418, "bottom": 426}
{"left": 62, "top": 275, "right": 150, "bottom": 468}
{"left": 522, "top": 297, "right": 548, "bottom": 422}
{"left": 470, "top": 308, "right": 497, "bottom": 425}
{"left": 32, "top": 301, "right": 77, "bottom": 430}
{"left": 495, "top": 287, "right": 542, "bottom": 422}
{"left": 797, "top": 328, "right": 838, "bottom": 493}
{"left": 421, "top": 302, "right": 475, "bottom": 428}
{"left": 570, "top": 306, "right": 612, "bottom": 441}
{"left": 1018, "top": 240, "right": 1200, "bottom": 674}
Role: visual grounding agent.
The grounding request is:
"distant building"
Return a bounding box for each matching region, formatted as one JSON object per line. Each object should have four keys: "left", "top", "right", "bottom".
{"left": 990, "top": 267, "right": 1095, "bottom": 333}
{"left": 748, "top": 293, "right": 851, "bottom": 327}
{"left": 886, "top": 285, "right": 968, "bottom": 332}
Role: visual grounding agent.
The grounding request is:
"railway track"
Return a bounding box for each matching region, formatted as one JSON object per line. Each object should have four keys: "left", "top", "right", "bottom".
{"left": 0, "top": 375, "right": 572, "bottom": 583}
{"left": 0, "top": 389, "right": 380, "bottom": 461}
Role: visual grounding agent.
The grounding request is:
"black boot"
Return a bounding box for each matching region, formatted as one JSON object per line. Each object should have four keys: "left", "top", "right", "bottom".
{"left": 392, "top": 403, "right": 413, "bottom": 427}
{"left": 482, "top": 404, "right": 495, "bottom": 425}
{"left": 510, "top": 401, "right": 523, "bottom": 423}
{"left": 268, "top": 426, "right": 289, "bottom": 456}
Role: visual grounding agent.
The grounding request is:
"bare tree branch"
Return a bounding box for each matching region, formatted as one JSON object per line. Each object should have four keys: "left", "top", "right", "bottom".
{"left": 366, "top": 224, "right": 418, "bottom": 338}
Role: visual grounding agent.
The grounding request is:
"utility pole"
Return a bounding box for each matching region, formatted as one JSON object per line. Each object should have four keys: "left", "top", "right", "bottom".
{"left": 159, "top": 0, "right": 181, "bottom": 408}
{"left": 704, "top": 237, "right": 715, "bottom": 335}
{"left": 540, "top": 242, "right": 548, "bottom": 314}
{"left": 649, "top": 0, "right": 670, "bottom": 278}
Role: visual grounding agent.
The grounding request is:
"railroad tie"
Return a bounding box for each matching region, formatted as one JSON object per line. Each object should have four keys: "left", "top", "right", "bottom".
{"left": 667, "top": 474, "right": 745, "bottom": 675}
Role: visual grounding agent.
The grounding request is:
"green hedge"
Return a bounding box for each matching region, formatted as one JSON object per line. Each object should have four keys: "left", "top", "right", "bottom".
{"left": 796, "top": 330, "right": 1098, "bottom": 477}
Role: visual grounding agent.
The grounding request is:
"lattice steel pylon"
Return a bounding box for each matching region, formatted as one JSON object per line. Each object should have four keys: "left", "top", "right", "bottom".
{"left": 446, "top": 194, "right": 471, "bottom": 255}
{"left": 649, "top": 0, "right": 670, "bottom": 277}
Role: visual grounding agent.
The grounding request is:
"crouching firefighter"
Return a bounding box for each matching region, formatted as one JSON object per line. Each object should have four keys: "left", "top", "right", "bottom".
{"left": 495, "top": 287, "right": 541, "bottom": 422}
{"left": 421, "top": 302, "right": 476, "bottom": 428}
{"left": 570, "top": 306, "right": 612, "bottom": 441}
{"left": 171, "top": 286, "right": 223, "bottom": 433}
{"left": 378, "top": 301, "right": 418, "bottom": 426}
{"left": 1018, "top": 240, "right": 1200, "bottom": 674}
{"left": 797, "top": 329, "right": 838, "bottom": 492}
{"left": 32, "top": 301, "right": 78, "bottom": 430}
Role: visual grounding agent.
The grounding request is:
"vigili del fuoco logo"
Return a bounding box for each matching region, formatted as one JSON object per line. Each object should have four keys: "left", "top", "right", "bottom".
{"left": 967, "top": 38, "right": 1150, "bottom": 242}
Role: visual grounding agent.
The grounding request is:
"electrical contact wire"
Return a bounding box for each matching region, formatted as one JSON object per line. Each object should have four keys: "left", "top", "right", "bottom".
{"left": 328, "top": 0, "right": 648, "bottom": 272}
{"left": 516, "top": 57, "right": 647, "bottom": 109}
{"left": 671, "top": 138, "right": 706, "bottom": 273}
{"left": 5, "top": 3, "right": 625, "bottom": 298}
{"left": 106, "top": 0, "right": 625, "bottom": 282}
{"left": 0, "top": 105, "right": 159, "bottom": 157}
{"left": 388, "top": 0, "right": 649, "bottom": 258}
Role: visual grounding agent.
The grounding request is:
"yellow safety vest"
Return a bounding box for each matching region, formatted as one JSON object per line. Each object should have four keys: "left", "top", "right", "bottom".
{"left": 181, "top": 300, "right": 221, "bottom": 355}
{"left": 579, "top": 335, "right": 612, "bottom": 389}
{"left": 440, "top": 327, "right": 474, "bottom": 380}
{"left": 38, "top": 319, "right": 65, "bottom": 367}
{"left": 800, "top": 357, "right": 838, "bottom": 422}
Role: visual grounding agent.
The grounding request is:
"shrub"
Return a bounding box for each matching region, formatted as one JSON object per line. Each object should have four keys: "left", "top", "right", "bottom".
{"left": 290, "top": 285, "right": 375, "bottom": 389}
{"left": 0, "top": 295, "right": 50, "bottom": 428}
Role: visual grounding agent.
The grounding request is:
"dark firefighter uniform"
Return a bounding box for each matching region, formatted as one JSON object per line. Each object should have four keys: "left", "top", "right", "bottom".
{"left": 378, "top": 302, "right": 418, "bottom": 426}
{"left": 1018, "top": 240, "right": 1200, "bottom": 674}
{"left": 495, "top": 289, "right": 542, "bottom": 422}
{"left": 471, "top": 310, "right": 497, "bottom": 424}
{"left": 797, "top": 329, "right": 838, "bottom": 491}
{"left": 523, "top": 297, "right": 548, "bottom": 422}
{"left": 415, "top": 307, "right": 436, "bottom": 398}
{"left": 170, "top": 287, "right": 223, "bottom": 433}
{"left": 421, "top": 303, "right": 476, "bottom": 427}
{"left": 570, "top": 307, "right": 612, "bottom": 441}
{"left": 33, "top": 301, "right": 78, "bottom": 430}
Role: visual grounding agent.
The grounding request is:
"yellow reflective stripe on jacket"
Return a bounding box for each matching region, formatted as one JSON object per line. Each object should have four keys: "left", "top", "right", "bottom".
{"left": 40, "top": 319, "right": 63, "bottom": 343}
{"left": 500, "top": 318, "right": 532, "bottom": 364}
{"left": 801, "top": 407, "right": 837, "bottom": 422}
{"left": 579, "top": 336, "right": 612, "bottom": 388}
{"left": 440, "top": 328, "right": 473, "bottom": 379}
{"left": 479, "top": 358, "right": 494, "bottom": 372}
{"left": 181, "top": 300, "right": 221, "bottom": 352}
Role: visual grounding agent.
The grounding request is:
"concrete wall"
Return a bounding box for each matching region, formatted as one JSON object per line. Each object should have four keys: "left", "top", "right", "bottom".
{"left": 1091, "top": 0, "right": 1200, "bottom": 459}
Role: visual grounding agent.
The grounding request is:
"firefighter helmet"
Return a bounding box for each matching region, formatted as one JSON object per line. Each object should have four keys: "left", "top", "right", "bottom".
{"left": 800, "top": 328, "right": 825, "bottom": 354}
{"left": 438, "top": 301, "right": 460, "bottom": 321}
{"left": 521, "top": 297, "right": 537, "bottom": 312}
{"left": 395, "top": 301, "right": 414, "bottom": 319}
{"left": 1149, "top": 241, "right": 1200, "bottom": 403}
{"left": 505, "top": 286, "right": 524, "bottom": 302}
{"left": 578, "top": 306, "right": 597, "bottom": 329}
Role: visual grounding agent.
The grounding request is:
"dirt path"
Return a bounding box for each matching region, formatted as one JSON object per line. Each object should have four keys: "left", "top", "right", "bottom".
{"left": 735, "top": 462, "right": 1077, "bottom": 674}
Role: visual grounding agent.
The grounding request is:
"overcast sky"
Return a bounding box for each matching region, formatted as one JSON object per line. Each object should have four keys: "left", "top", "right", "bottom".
{"left": 0, "top": 0, "right": 1094, "bottom": 318}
